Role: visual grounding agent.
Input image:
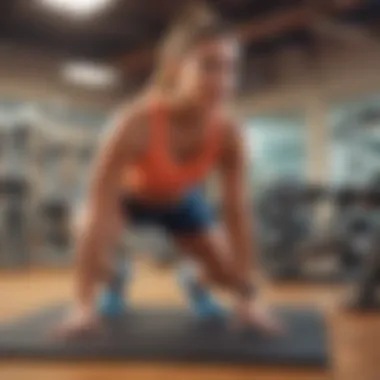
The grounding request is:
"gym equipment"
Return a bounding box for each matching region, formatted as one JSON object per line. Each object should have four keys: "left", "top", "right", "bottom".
{"left": 2, "top": 122, "right": 32, "bottom": 176}
{"left": 344, "top": 182, "right": 380, "bottom": 311}
{"left": 333, "top": 201, "right": 373, "bottom": 269}
{"left": 35, "top": 195, "right": 73, "bottom": 266}
{"left": 41, "top": 197, "right": 71, "bottom": 245}
{"left": 258, "top": 180, "right": 380, "bottom": 284}
{"left": 257, "top": 180, "right": 329, "bottom": 281}
{"left": 345, "top": 236, "right": 380, "bottom": 311}
{"left": 0, "top": 304, "right": 329, "bottom": 367}
{"left": 325, "top": 185, "right": 380, "bottom": 284}
{"left": 41, "top": 143, "right": 68, "bottom": 195}
{"left": 0, "top": 174, "right": 31, "bottom": 269}
{"left": 257, "top": 180, "right": 305, "bottom": 278}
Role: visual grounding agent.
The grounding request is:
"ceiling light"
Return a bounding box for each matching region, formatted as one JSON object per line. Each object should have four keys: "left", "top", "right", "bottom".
{"left": 62, "top": 62, "right": 120, "bottom": 89}
{"left": 37, "top": 0, "right": 114, "bottom": 17}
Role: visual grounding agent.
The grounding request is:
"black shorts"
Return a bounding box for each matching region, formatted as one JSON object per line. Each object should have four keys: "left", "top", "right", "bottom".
{"left": 121, "top": 189, "right": 215, "bottom": 234}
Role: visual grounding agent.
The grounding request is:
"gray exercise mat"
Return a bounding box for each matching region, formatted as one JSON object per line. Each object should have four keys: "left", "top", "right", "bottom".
{"left": 0, "top": 305, "right": 329, "bottom": 367}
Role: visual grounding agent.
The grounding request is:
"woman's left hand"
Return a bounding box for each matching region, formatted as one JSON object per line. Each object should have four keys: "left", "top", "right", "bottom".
{"left": 234, "top": 298, "right": 285, "bottom": 336}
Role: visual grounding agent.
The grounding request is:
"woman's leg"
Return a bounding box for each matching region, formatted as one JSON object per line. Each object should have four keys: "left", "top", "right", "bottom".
{"left": 174, "top": 227, "right": 282, "bottom": 332}
{"left": 177, "top": 258, "right": 226, "bottom": 319}
{"left": 98, "top": 242, "right": 132, "bottom": 317}
{"left": 161, "top": 190, "right": 231, "bottom": 318}
{"left": 72, "top": 205, "right": 130, "bottom": 317}
{"left": 173, "top": 226, "right": 238, "bottom": 292}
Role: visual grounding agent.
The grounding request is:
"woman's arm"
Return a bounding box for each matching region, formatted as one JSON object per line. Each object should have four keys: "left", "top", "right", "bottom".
{"left": 75, "top": 104, "right": 146, "bottom": 309}
{"left": 218, "top": 122, "right": 284, "bottom": 334}
{"left": 219, "top": 121, "right": 256, "bottom": 285}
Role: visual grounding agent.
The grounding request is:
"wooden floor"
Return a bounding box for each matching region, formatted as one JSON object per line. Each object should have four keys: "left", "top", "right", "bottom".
{"left": 1, "top": 262, "right": 380, "bottom": 380}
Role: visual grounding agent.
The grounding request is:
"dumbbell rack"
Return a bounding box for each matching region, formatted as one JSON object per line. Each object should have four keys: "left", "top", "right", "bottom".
{"left": 32, "top": 194, "right": 74, "bottom": 268}
{"left": 0, "top": 175, "right": 31, "bottom": 269}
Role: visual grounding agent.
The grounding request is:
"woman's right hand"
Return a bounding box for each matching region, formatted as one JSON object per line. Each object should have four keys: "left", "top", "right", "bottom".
{"left": 53, "top": 304, "right": 102, "bottom": 340}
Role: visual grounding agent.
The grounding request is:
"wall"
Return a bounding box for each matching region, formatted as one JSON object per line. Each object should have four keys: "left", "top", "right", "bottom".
{"left": 0, "top": 46, "right": 124, "bottom": 114}
{"left": 238, "top": 40, "right": 380, "bottom": 185}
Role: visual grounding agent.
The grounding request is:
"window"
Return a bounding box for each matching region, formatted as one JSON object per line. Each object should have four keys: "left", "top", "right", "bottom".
{"left": 330, "top": 95, "right": 380, "bottom": 186}
{"left": 245, "top": 113, "right": 306, "bottom": 192}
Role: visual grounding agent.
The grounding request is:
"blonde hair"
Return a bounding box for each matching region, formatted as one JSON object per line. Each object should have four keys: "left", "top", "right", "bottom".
{"left": 151, "top": 1, "right": 230, "bottom": 92}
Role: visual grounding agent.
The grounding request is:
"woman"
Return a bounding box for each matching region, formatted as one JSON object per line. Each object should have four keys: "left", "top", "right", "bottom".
{"left": 58, "top": 3, "right": 280, "bottom": 339}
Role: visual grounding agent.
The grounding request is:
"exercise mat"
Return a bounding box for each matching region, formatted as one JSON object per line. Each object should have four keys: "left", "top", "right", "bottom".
{"left": 0, "top": 305, "right": 329, "bottom": 367}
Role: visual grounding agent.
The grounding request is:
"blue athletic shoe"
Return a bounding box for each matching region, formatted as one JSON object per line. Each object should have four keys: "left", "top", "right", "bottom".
{"left": 178, "top": 266, "right": 226, "bottom": 321}
{"left": 190, "top": 289, "right": 226, "bottom": 321}
{"left": 98, "top": 258, "right": 130, "bottom": 318}
{"left": 98, "top": 289, "right": 126, "bottom": 318}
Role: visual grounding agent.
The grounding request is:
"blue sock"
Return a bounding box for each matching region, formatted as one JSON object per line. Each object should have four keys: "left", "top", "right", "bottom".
{"left": 178, "top": 265, "right": 225, "bottom": 321}
{"left": 98, "top": 256, "right": 131, "bottom": 317}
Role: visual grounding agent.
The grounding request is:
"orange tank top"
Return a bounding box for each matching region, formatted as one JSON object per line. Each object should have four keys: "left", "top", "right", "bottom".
{"left": 122, "top": 100, "right": 223, "bottom": 201}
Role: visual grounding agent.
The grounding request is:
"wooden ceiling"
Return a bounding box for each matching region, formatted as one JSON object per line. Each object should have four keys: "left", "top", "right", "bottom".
{"left": 0, "top": 0, "right": 375, "bottom": 59}
{"left": 0, "top": 0, "right": 378, "bottom": 93}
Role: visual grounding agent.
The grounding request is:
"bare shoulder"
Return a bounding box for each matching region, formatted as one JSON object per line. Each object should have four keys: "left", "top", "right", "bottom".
{"left": 100, "top": 97, "right": 156, "bottom": 158}
{"left": 94, "top": 95, "right": 153, "bottom": 163}
{"left": 108, "top": 95, "right": 152, "bottom": 142}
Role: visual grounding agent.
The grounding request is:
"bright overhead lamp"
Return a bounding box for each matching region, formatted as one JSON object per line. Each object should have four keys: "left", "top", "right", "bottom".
{"left": 62, "top": 61, "right": 120, "bottom": 89}
{"left": 37, "top": 0, "right": 114, "bottom": 17}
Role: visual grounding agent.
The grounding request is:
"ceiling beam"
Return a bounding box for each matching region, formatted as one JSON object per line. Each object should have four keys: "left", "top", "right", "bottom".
{"left": 116, "top": 5, "right": 314, "bottom": 71}
{"left": 115, "top": 0, "right": 369, "bottom": 72}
